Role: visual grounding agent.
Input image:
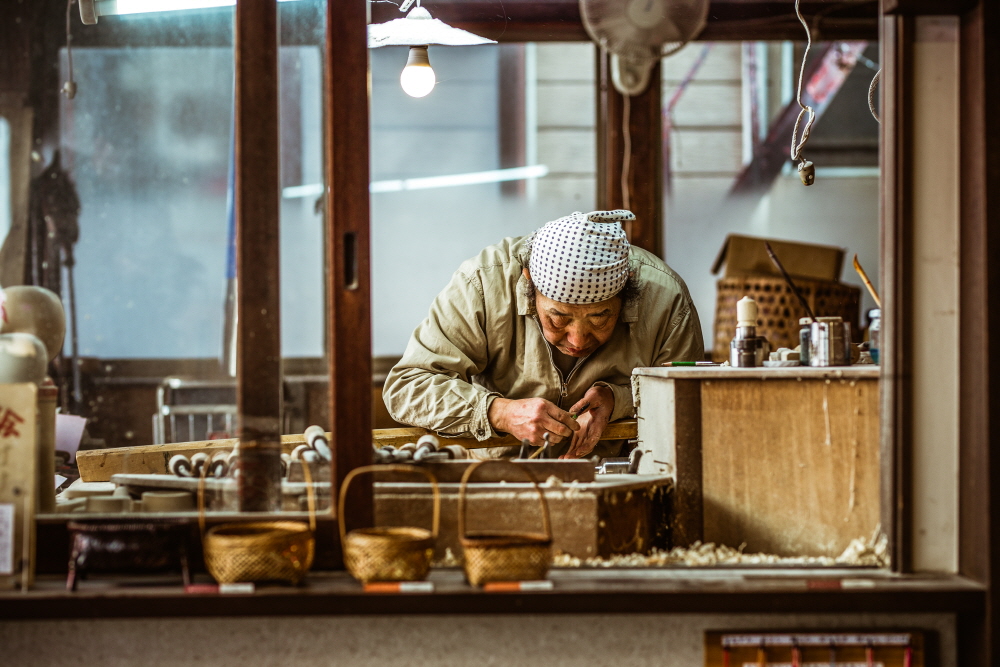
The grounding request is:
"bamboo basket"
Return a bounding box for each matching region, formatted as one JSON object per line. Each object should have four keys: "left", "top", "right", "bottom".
{"left": 198, "top": 461, "right": 316, "bottom": 585}
{"left": 458, "top": 460, "right": 552, "bottom": 586}
{"left": 339, "top": 464, "right": 440, "bottom": 583}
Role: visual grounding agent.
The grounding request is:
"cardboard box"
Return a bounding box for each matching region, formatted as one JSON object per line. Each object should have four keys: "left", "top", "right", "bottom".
{"left": 711, "top": 234, "right": 846, "bottom": 282}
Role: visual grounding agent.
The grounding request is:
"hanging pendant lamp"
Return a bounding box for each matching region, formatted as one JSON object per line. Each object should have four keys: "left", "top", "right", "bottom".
{"left": 368, "top": 0, "right": 496, "bottom": 98}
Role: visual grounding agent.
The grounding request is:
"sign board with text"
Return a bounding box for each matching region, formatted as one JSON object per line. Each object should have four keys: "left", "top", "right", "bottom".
{"left": 0, "top": 383, "right": 37, "bottom": 590}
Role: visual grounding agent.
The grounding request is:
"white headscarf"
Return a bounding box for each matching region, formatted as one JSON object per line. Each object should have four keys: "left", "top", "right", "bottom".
{"left": 528, "top": 210, "right": 634, "bottom": 305}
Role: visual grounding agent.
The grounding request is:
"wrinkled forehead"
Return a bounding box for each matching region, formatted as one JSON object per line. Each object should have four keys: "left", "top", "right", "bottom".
{"left": 537, "top": 292, "right": 620, "bottom": 316}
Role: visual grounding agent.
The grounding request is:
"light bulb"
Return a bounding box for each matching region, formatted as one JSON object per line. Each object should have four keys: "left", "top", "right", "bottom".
{"left": 400, "top": 45, "right": 435, "bottom": 98}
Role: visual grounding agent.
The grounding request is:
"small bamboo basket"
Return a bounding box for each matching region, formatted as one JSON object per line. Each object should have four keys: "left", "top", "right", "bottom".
{"left": 339, "top": 465, "right": 440, "bottom": 583}
{"left": 198, "top": 461, "right": 317, "bottom": 585}
{"left": 458, "top": 460, "right": 553, "bottom": 586}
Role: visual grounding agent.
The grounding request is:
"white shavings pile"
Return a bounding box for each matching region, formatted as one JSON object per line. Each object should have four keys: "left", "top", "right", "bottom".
{"left": 433, "top": 548, "right": 462, "bottom": 567}
{"left": 551, "top": 530, "right": 890, "bottom": 569}
{"left": 835, "top": 526, "right": 889, "bottom": 567}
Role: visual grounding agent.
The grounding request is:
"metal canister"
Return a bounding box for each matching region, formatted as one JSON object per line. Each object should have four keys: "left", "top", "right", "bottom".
{"left": 808, "top": 316, "right": 851, "bottom": 366}
{"left": 798, "top": 316, "right": 812, "bottom": 366}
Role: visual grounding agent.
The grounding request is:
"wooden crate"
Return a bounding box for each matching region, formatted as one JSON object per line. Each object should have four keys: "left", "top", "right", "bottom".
{"left": 712, "top": 277, "right": 861, "bottom": 362}
{"left": 634, "top": 366, "right": 879, "bottom": 558}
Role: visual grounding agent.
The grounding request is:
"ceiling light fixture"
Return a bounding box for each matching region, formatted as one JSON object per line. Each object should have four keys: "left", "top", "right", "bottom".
{"left": 368, "top": 0, "right": 495, "bottom": 99}
{"left": 78, "top": 0, "right": 301, "bottom": 25}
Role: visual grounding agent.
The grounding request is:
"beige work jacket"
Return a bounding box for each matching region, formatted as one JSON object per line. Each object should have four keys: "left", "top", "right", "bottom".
{"left": 383, "top": 235, "right": 704, "bottom": 449}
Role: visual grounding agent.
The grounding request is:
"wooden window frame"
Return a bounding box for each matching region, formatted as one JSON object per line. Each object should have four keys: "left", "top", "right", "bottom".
{"left": 5, "top": 4, "right": 999, "bottom": 662}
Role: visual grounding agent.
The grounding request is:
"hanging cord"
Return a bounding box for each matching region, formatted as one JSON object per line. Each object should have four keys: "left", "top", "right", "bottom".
{"left": 62, "top": 0, "right": 77, "bottom": 99}
{"left": 868, "top": 68, "right": 881, "bottom": 123}
{"left": 621, "top": 93, "right": 632, "bottom": 239}
{"left": 790, "top": 0, "right": 816, "bottom": 184}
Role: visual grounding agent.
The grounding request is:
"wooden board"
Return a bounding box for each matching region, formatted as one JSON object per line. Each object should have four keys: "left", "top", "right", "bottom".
{"left": 0, "top": 384, "right": 37, "bottom": 590}
{"left": 371, "top": 419, "right": 637, "bottom": 450}
{"left": 699, "top": 377, "right": 879, "bottom": 557}
{"left": 76, "top": 420, "right": 638, "bottom": 482}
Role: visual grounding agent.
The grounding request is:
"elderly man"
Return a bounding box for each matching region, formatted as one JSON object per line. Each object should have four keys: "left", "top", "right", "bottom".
{"left": 383, "top": 210, "right": 704, "bottom": 459}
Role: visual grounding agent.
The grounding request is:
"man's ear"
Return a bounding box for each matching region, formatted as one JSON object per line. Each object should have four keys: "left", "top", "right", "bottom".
{"left": 522, "top": 268, "right": 531, "bottom": 280}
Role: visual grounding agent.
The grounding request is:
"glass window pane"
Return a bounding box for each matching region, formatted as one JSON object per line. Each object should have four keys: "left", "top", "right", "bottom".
{"left": 664, "top": 41, "right": 881, "bottom": 347}
{"left": 63, "top": 47, "right": 233, "bottom": 359}
{"left": 370, "top": 42, "right": 596, "bottom": 358}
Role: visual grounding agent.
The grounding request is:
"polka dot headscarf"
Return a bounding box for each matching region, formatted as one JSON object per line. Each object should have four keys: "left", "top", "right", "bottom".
{"left": 528, "top": 209, "right": 634, "bottom": 305}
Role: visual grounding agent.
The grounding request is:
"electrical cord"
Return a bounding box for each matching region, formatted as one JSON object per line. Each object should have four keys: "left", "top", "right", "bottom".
{"left": 790, "top": 0, "right": 815, "bottom": 172}
{"left": 62, "top": 0, "right": 77, "bottom": 99}
{"left": 621, "top": 93, "right": 632, "bottom": 222}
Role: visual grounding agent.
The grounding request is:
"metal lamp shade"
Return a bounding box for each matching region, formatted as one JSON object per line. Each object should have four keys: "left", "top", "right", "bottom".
{"left": 368, "top": 6, "right": 495, "bottom": 48}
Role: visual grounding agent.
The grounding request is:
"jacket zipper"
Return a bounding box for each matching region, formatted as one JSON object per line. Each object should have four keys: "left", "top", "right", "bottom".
{"left": 533, "top": 316, "right": 590, "bottom": 409}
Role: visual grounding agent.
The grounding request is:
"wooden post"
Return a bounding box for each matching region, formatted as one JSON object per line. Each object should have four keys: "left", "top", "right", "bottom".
{"left": 325, "top": 0, "right": 373, "bottom": 534}
{"left": 235, "top": 0, "right": 283, "bottom": 511}
{"left": 596, "top": 51, "right": 663, "bottom": 257}
{"left": 956, "top": 2, "right": 1000, "bottom": 664}
{"left": 880, "top": 12, "right": 915, "bottom": 574}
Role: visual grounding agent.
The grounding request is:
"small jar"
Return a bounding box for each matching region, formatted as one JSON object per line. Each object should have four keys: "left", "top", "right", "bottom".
{"left": 868, "top": 308, "right": 881, "bottom": 364}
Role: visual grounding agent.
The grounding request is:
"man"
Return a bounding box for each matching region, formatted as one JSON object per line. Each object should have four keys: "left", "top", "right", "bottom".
{"left": 383, "top": 209, "right": 704, "bottom": 459}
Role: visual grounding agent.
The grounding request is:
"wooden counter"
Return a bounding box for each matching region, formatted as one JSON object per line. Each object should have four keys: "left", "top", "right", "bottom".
{"left": 632, "top": 366, "right": 880, "bottom": 558}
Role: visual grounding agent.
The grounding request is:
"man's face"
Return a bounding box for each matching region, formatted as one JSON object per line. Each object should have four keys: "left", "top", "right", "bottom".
{"left": 525, "top": 269, "right": 622, "bottom": 358}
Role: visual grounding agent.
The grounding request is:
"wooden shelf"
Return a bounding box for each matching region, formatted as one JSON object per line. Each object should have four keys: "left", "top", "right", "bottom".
{"left": 0, "top": 570, "right": 982, "bottom": 620}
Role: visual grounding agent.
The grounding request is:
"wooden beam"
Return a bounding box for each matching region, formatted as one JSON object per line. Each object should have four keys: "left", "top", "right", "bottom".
{"left": 63, "top": 0, "right": 876, "bottom": 48}
{"left": 596, "top": 52, "right": 663, "bottom": 257}
{"left": 234, "top": 0, "right": 282, "bottom": 512}
{"left": 369, "top": 0, "right": 877, "bottom": 43}
{"left": 325, "top": 0, "right": 373, "bottom": 535}
{"left": 883, "top": 0, "right": 977, "bottom": 14}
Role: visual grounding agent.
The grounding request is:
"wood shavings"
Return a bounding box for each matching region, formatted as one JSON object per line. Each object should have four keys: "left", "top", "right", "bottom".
{"left": 836, "top": 525, "right": 889, "bottom": 567}
{"left": 550, "top": 530, "right": 889, "bottom": 569}
{"left": 432, "top": 548, "right": 462, "bottom": 568}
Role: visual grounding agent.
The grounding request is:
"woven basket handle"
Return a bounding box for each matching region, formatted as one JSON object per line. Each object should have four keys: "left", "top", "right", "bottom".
{"left": 338, "top": 464, "right": 441, "bottom": 544}
{"left": 457, "top": 460, "right": 552, "bottom": 543}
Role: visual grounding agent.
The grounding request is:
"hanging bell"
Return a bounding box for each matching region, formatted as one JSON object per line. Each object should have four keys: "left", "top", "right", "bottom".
{"left": 797, "top": 160, "right": 815, "bottom": 186}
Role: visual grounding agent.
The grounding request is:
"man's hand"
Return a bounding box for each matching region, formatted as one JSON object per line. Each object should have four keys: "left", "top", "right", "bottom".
{"left": 488, "top": 397, "right": 579, "bottom": 447}
{"left": 560, "top": 385, "right": 615, "bottom": 459}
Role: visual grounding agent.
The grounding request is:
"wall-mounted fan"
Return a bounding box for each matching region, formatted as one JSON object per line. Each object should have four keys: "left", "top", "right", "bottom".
{"left": 580, "top": 0, "right": 710, "bottom": 96}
